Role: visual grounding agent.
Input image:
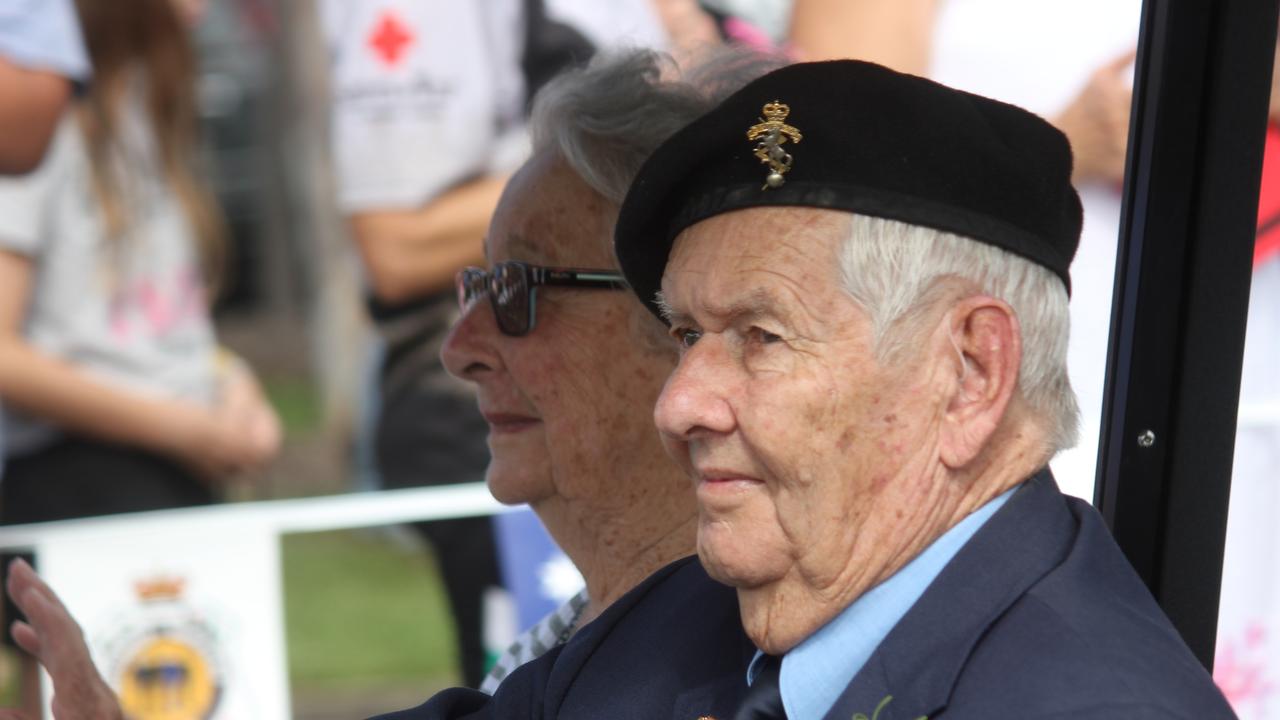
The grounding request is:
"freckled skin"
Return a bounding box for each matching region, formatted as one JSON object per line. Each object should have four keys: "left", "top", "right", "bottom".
{"left": 441, "top": 153, "right": 695, "bottom": 617}
{"left": 654, "top": 206, "right": 1048, "bottom": 654}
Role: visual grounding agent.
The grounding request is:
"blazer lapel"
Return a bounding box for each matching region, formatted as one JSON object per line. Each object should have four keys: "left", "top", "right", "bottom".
{"left": 824, "top": 471, "right": 1078, "bottom": 720}
{"left": 540, "top": 557, "right": 695, "bottom": 715}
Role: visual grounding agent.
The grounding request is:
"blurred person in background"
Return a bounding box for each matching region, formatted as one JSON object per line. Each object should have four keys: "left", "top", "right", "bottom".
{"left": 0, "top": 0, "right": 90, "bottom": 175}
{"left": 321, "top": 0, "right": 548, "bottom": 688}
{"left": 928, "top": 0, "right": 1141, "bottom": 499}
{"left": 0, "top": 0, "right": 280, "bottom": 709}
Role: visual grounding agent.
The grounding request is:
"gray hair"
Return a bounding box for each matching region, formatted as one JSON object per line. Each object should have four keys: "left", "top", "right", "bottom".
{"left": 530, "top": 47, "right": 785, "bottom": 205}
{"left": 529, "top": 48, "right": 782, "bottom": 353}
{"left": 838, "top": 215, "right": 1080, "bottom": 455}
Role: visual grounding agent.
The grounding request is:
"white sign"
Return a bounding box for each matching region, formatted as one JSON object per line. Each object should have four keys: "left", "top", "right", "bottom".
{"left": 0, "top": 483, "right": 506, "bottom": 720}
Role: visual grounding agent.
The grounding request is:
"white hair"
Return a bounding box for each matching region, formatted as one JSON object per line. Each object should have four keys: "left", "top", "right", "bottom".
{"left": 530, "top": 47, "right": 785, "bottom": 204}
{"left": 838, "top": 214, "right": 1080, "bottom": 454}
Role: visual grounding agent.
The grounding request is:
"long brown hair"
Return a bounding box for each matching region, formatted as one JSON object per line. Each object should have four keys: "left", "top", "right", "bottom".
{"left": 73, "top": 0, "right": 225, "bottom": 288}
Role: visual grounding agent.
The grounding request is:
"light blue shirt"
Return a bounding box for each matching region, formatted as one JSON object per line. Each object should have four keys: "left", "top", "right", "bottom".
{"left": 0, "top": 0, "right": 90, "bottom": 80}
{"left": 746, "top": 486, "right": 1018, "bottom": 720}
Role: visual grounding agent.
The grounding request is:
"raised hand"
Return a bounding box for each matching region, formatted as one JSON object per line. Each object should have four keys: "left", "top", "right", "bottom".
{"left": 2, "top": 559, "right": 123, "bottom": 720}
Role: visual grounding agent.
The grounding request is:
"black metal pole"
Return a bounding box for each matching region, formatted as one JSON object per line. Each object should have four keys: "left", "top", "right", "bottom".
{"left": 1095, "top": 0, "right": 1279, "bottom": 669}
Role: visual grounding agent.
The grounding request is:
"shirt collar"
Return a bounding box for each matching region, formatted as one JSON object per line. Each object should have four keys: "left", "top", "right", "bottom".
{"left": 745, "top": 485, "right": 1018, "bottom": 719}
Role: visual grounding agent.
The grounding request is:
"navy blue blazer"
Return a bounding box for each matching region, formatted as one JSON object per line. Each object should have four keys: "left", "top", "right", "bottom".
{"left": 824, "top": 470, "right": 1237, "bottom": 719}
{"left": 371, "top": 555, "right": 753, "bottom": 719}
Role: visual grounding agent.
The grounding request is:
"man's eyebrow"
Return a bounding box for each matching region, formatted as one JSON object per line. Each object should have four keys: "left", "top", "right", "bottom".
{"left": 656, "top": 287, "right": 782, "bottom": 325}
{"left": 654, "top": 291, "right": 684, "bottom": 325}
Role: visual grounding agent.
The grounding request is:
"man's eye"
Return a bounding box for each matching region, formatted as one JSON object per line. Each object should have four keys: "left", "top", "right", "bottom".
{"left": 673, "top": 327, "right": 702, "bottom": 349}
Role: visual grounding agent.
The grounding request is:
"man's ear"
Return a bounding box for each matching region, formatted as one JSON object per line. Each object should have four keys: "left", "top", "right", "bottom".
{"left": 936, "top": 295, "right": 1021, "bottom": 469}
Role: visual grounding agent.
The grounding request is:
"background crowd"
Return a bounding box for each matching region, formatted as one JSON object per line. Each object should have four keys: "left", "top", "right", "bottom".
{"left": 0, "top": 0, "right": 1276, "bottom": 717}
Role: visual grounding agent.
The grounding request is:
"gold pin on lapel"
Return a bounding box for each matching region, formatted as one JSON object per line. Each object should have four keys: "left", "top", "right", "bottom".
{"left": 746, "top": 100, "right": 803, "bottom": 189}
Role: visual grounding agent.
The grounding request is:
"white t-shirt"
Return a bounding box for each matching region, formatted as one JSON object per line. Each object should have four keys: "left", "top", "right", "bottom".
{"left": 322, "top": 0, "right": 530, "bottom": 212}
{"left": 0, "top": 108, "right": 218, "bottom": 456}
{"left": 322, "top": 0, "right": 669, "bottom": 213}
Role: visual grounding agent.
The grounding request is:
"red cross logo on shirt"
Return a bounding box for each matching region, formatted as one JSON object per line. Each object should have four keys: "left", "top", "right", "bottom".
{"left": 368, "top": 11, "right": 414, "bottom": 67}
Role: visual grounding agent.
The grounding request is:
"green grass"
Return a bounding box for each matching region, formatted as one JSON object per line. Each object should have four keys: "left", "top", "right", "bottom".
{"left": 0, "top": 648, "right": 17, "bottom": 707}
{"left": 266, "top": 378, "right": 464, "bottom": 692}
{"left": 263, "top": 375, "right": 323, "bottom": 435}
{"left": 282, "top": 529, "right": 460, "bottom": 690}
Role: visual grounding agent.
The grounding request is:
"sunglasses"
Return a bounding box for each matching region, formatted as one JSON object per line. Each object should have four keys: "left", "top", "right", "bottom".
{"left": 456, "top": 260, "right": 628, "bottom": 336}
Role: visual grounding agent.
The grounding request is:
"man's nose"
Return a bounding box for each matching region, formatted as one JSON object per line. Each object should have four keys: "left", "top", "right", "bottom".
{"left": 654, "top": 337, "right": 737, "bottom": 442}
{"left": 441, "top": 298, "right": 503, "bottom": 381}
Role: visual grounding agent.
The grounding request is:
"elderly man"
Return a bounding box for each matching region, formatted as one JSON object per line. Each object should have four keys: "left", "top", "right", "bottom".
{"left": 615, "top": 60, "right": 1237, "bottom": 718}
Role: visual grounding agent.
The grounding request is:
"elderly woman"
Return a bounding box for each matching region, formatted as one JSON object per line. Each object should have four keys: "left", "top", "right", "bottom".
{"left": 2, "top": 50, "right": 776, "bottom": 720}
{"left": 462, "top": 47, "right": 776, "bottom": 693}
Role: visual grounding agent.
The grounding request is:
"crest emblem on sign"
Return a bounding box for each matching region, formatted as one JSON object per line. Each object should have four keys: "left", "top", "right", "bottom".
{"left": 103, "top": 576, "right": 225, "bottom": 720}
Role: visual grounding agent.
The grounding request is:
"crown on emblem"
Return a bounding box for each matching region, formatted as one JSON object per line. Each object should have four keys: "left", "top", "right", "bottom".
{"left": 761, "top": 101, "right": 790, "bottom": 122}
{"left": 134, "top": 575, "right": 186, "bottom": 602}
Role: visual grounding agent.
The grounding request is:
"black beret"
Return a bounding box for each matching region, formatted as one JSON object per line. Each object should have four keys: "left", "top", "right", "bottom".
{"left": 615, "top": 59, "right": 1083, "bottom": 319}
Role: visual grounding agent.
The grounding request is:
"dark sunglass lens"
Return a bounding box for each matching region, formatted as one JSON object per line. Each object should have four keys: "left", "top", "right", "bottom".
{"left": 492, "top": 263, "right": 531, "bottom": 335}
{"left": 457, "top": 268, "right": 486, "bottom": 310}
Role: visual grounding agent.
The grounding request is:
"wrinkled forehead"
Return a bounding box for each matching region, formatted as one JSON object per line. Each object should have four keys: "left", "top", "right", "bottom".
{"left": 660, "top": 206, "right": 853, "bottom": 313}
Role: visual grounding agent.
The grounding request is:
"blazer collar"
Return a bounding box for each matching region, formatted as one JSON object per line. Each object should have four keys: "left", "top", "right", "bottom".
{"left": 543, "top": 555, "right": 698, "bottom": 710}
{"left": 823, "top": 470, "right": 1077, "bottom": 720}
